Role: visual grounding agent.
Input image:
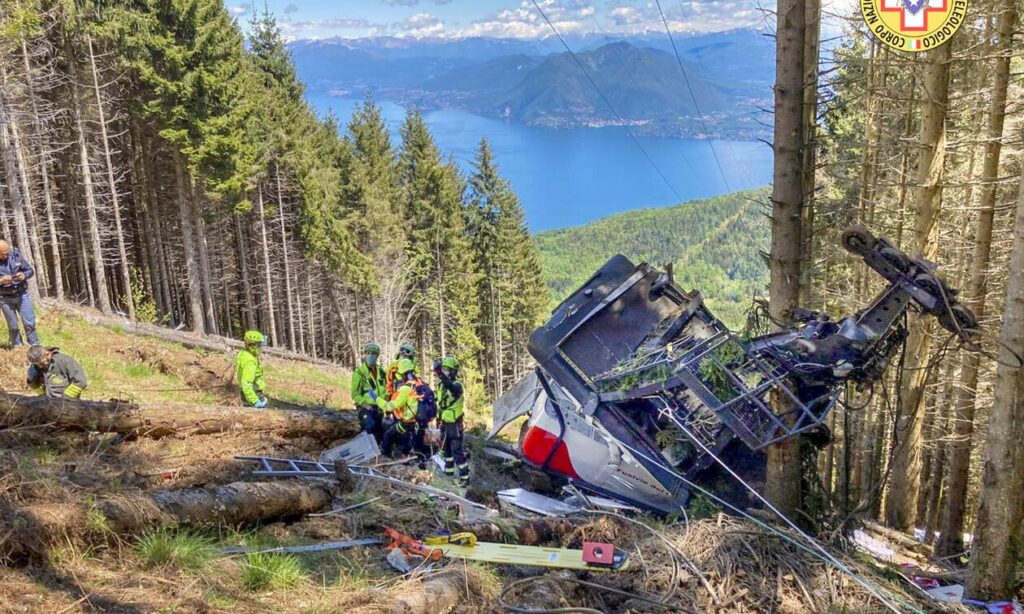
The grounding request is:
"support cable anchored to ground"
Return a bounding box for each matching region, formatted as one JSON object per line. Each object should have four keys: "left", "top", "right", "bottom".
{"left": 528, "top": 0, "right": 683, "bottom": 203}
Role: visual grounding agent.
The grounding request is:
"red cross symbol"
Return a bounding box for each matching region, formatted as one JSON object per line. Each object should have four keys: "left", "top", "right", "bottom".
{"left": 880, "top": 0, "right": 946, "bottom": 31}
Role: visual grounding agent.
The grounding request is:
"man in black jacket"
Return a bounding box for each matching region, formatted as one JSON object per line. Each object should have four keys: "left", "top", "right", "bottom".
{"left": 0, "top": 240, "right": 38, "bottom": 347}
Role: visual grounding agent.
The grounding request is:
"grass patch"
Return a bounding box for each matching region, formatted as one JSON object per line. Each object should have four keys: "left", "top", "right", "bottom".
{"left": 136, "top": 529, "right": 216, "bottom": 572}
{"left": 241, "top": 552, "right": 305, "bottom": 591}
{"left": 124, "top": 362, "right": 155, "bottom": 379}
{"left": 203, "top": 590, "right": 237, "bottom": 609}
{"left": 31, "top": 446, "right": 59, "bottom": 464}
{"left": 85, "top": 502, "right": 111, "bottom": 535}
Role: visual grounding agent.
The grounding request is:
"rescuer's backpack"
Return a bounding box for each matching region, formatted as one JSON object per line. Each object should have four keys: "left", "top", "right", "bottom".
{"left": 413, "top": 381, "right": 437, "bottom": 423}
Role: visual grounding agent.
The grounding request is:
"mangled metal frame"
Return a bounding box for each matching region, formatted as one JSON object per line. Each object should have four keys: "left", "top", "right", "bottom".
{"left": 493, "top": 226, "right": 978, "bottom": 515}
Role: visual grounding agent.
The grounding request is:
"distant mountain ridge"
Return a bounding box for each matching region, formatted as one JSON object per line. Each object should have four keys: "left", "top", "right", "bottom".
{"left": 288, "top": 30, "right": 774, "bottom": 139}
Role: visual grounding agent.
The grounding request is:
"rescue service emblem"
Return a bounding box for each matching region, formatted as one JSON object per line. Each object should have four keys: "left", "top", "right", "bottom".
{"left": 861, "top": 0, "right": 967, "bottom": 52}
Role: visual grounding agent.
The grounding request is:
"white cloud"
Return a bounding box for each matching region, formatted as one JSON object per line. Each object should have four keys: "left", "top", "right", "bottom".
{"left": 228, "top": 3, "right": 248, "bottom": 17}
{"left": 283, "top": 3, "right": 299, "bottom": 14}
{"left": 394, "top": 12, "right": 447, "bottom": 36}
{"left": 383, "top": 0, "right": 420, "bottom": 5}
{"left": 278, "top": 17, "right": 374, "bottom": 39}
{"left": 457, "top": 0, "right": 591, "bottom": 38}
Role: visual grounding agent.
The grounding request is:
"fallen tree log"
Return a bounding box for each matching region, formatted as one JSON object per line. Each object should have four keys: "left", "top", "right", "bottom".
{"left": 42, "top": 299, "right": 336, "bottom": 367}
{"left": 382, "top": 571, "right": 466, "bottom": 614}
{"left": 0, "top": 393, "right": 360, "bottom": 440}
{"left": 100, "top": 480, "right": 334, "bottom": 534}
{"left": 2, "top": 481, "right": 333, "bottom": 561}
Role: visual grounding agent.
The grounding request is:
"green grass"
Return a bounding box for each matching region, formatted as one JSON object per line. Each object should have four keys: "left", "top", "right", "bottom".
{"left": 240, "top": 552, "right": 306, "bottom": 591}
{"left": 31, "top": 446, "right": 58, "bottom": 464}
{"left": 136, "top": 529, "right": 216, "bottom": 572}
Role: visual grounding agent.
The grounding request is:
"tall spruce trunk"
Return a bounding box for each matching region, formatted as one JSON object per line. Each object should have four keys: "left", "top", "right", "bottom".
{"left": 234, "top": 213, "right": 256, "bottom": 330}
{"left": 935, "top": 0, "right": 1016, "bottom": 557}
{"left": 798, "top": 0, "right": 820, "bottom": 305}
{"left": 885, "top": 43, "right": 951, "bottom": 532}
{"left": 0, "top": 98, "right": 35, "bottom": 282}
{"left": 965, "top": 152, "right": 1024, "bottom": 601}
{"left": 21, "top": 39, "right": 63, "bottom": 300}
{"left": 173, "top": 153, "right": 204, "bottom": 333}
{"left": 65, "top": 34, "right": 112, "bottom": 314}
{"left": 275, "top": 165, "right": 295, "bottom": 349}
{"left": 764, "top": 0, "right": 807, "bottom": 519}
{"left": 256, "top": 187, "right": 278, "bottom": 346}
{"left": 86, "top": 35, "right": 133, "bottom": 318}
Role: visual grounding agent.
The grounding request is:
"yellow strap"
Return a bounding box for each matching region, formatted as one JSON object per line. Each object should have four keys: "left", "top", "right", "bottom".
{"left": 65, "top": 384, "right": 83, "bottom": 399}
{"left": 424, "top": 533, "right": 477, "bottom": 547}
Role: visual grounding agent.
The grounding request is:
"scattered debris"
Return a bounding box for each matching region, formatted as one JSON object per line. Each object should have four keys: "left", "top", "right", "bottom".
{"left": 219, "top": 537, "right": 382, "bottom": 556}
{"left": 386, "top": 547, "right": 413, "bottom": 573}
{"left": 317, "top": 431, "right": 381, "bottom": 465}
{"left": 497, "top": 487, "right": 581, "bottom": 517}
{"left": 385, "top": 528, "right": 442, "bottom": 562}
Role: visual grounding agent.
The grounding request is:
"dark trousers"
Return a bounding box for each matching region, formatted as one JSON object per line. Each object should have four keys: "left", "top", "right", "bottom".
{"left": 382, "top": 422, "right": 413, "bottom": 457}
{"left": 358, "top": 406, "right": 384, "bottom": 442}
{"left": 1, "top": 292, "right": 38, "bottom": 347}
{"left": 442, "top": 420, "right": 469, "bottom": 480}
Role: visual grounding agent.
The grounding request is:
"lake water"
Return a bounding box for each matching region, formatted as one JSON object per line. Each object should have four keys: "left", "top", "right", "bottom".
{"left": 306, "top": 93, "right": 773, "bottom": 232}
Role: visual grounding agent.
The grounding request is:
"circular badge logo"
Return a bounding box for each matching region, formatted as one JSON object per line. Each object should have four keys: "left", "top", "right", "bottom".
{"left": 861, "top": 0, "right": 968, "bottom": 52}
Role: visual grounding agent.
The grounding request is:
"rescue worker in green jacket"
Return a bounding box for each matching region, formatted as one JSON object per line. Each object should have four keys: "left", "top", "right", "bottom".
{"left": 26, "top": 345, "right": 87, "bottom": 400}
{"left": 385, "top": 342, "right": 416, "bottom": 397}
{"left": 377, "top": 358, "right": 424, "bottom": 458}
{"left": 237, "top": 330, "right": 268, "bottom": 408}
{"left": 434, "top": 356, "right": 469, "bottom": 483}
{"left": 352, "top": 342, "right": 387, "bottom": 442}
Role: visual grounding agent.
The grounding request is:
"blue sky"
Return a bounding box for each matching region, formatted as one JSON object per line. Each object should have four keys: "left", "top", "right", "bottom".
{"left": 225, "top": 0, "right": 795, "bottom": 40}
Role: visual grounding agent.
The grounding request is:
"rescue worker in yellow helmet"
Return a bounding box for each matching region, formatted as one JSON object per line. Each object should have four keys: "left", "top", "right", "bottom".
{"left": 353, "top": 342, "right": 387, "bottom": 442}
{"left": 385, "top": 342, "right": 416, "bottom": 397}
{"left": 26, "top": 345, "right": 87, "bottom": 400}
{"left": 435, "top": 356, "right": 469, "bottom": 483}
{"left": 377, "top": 358, "right": 433, "bottom": 460}
{"left": 237, "top": 330, "right": 268, "bottom": 408}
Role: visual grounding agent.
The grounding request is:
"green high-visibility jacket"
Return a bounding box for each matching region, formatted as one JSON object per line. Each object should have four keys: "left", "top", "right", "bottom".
{"left": 351, "top": 362, "right": 386, "bottom": 408}
{"left": 377, "top": 382, "right": 419, "bottom": 424}
{"left": 438, "top": 378, "right": 464, "bottom": 424}
{"left": 236, "top": 348, "right": 266, "bottom": 405}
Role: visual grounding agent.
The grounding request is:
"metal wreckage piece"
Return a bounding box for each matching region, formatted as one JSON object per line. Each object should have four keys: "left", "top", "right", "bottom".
{"left": 491, "top": 225, "right": 979, "bottom": 515}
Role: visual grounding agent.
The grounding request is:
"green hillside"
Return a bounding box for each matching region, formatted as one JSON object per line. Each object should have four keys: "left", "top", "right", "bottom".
{"left": 536, "top": 188, "right": 770, "bottom": 328}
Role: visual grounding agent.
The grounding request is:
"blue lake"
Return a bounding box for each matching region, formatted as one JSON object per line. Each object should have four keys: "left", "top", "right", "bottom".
{"left": 306, "top": 93, "right": 773, "bottom": 232}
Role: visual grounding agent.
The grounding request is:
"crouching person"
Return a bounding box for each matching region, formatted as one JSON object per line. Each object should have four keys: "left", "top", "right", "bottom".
{"left": 435, "top": 356, "right": 469, "bottom": 483}
{"left": 378, "top": 358, "right": 432, "bottom": 466}
{"left": 26, "top": 345, "right": 87, "bottom": 400}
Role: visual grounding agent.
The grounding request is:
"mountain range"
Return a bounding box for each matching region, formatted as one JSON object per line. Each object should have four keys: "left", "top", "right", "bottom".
{"left": 288, "top": 30, "right": 775, "bottom": 139}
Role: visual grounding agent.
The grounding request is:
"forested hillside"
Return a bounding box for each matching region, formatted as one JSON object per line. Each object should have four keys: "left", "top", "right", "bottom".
{"left": 761, "top": 0, "right": 1024, "bottom": 600}
{"left": 0, "top": 2, "right": 547, "bottom": 400}
{"left": 537, "top": 188, "right": 769, "bottom": 327}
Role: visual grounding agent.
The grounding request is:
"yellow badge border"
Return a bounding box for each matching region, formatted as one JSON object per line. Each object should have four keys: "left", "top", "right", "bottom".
{"left": 860, "top": 0, "right": 969, "bottom": 53}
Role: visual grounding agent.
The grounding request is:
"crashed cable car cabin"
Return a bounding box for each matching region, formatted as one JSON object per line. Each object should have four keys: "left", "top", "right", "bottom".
{"left": 491, "top": 226, "right": 978, "bottom": 515}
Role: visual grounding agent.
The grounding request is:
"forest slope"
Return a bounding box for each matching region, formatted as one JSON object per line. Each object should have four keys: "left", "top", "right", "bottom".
{"left": 537, "top": 188, "right": 770, "bottom": 327}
